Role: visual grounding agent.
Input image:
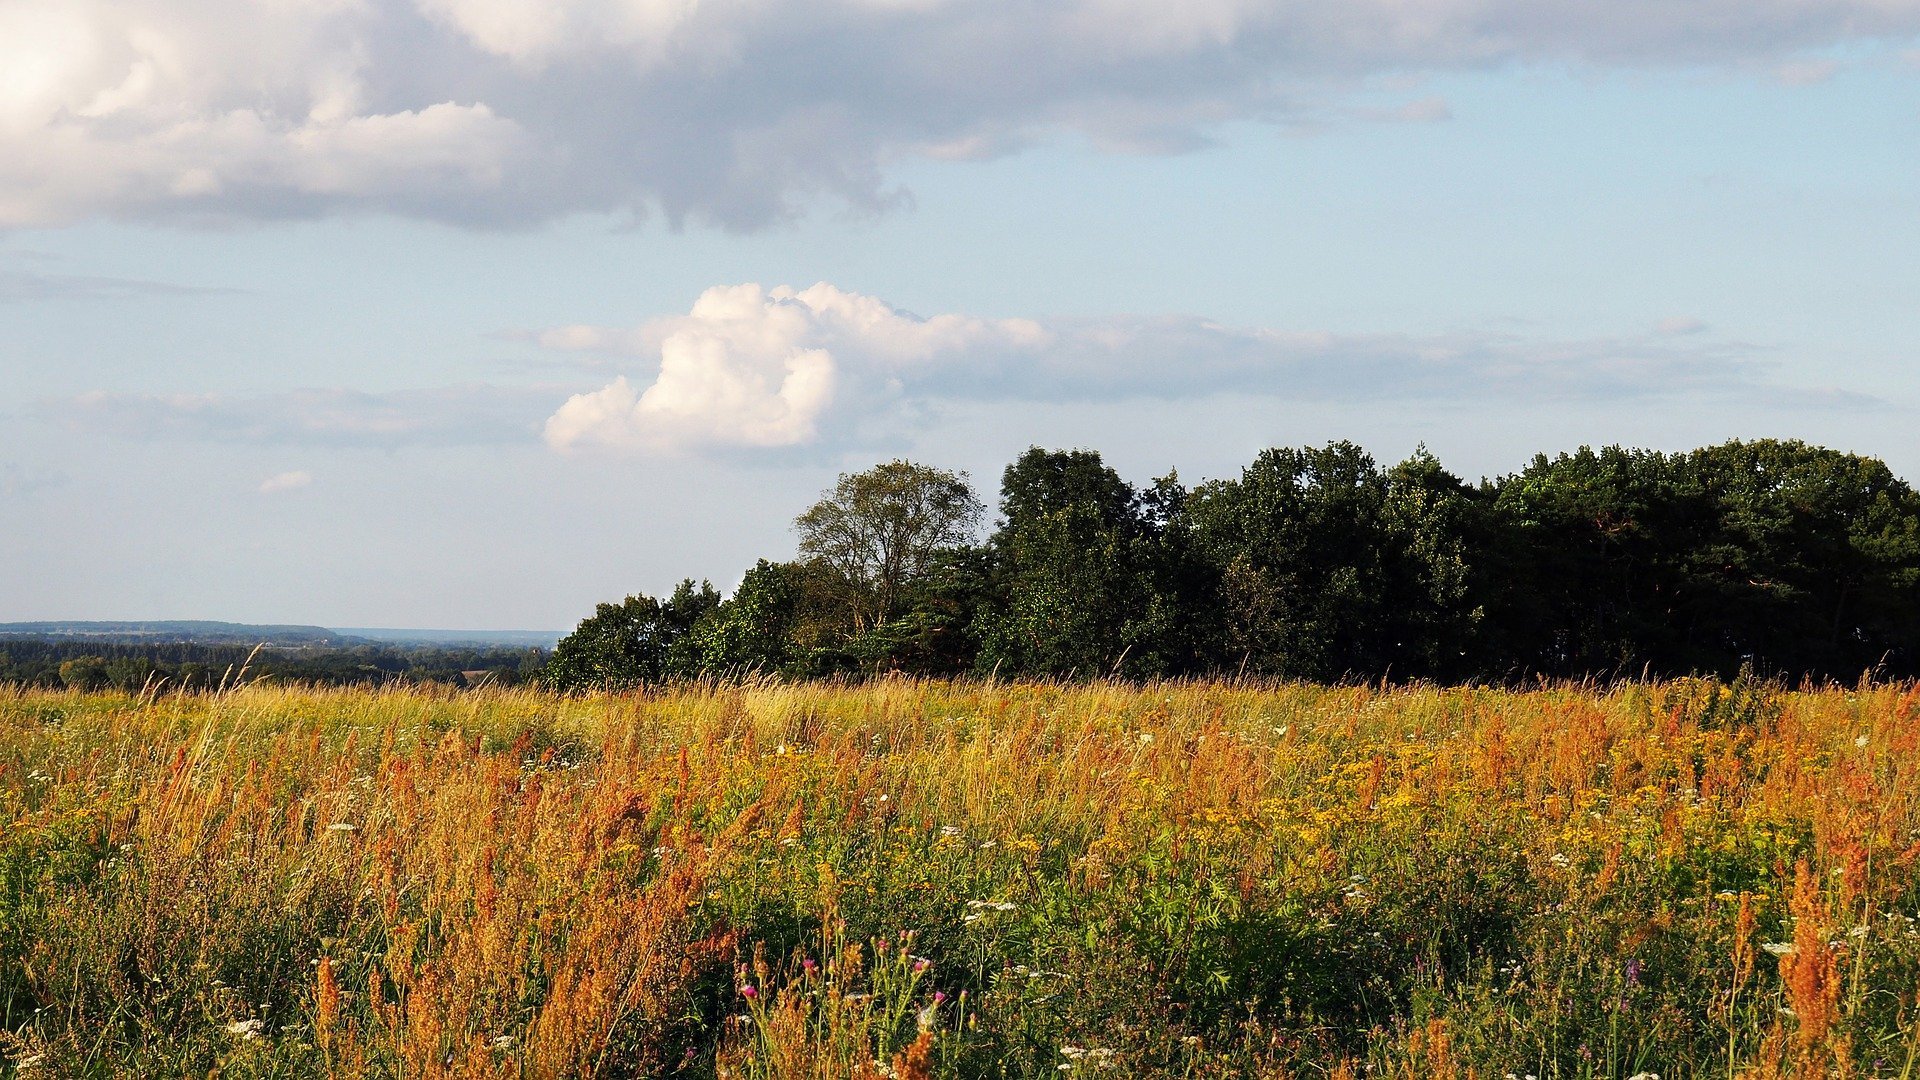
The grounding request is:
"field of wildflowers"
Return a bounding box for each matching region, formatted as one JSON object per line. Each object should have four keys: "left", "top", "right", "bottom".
{"left": 3, "top": 678, "right": 1919, "bottom": 1078}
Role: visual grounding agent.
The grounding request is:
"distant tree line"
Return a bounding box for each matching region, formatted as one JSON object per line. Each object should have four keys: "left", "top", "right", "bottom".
{"left": 549, "top": 439, "right": 1920, "bottom": 688}
{"left": 0, "top": 640, "right": 546, "bottom": 691}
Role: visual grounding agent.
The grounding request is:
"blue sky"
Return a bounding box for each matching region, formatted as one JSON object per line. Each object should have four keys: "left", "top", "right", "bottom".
{"left": 2, "top": 1, "right": 1917, "bottom": 629}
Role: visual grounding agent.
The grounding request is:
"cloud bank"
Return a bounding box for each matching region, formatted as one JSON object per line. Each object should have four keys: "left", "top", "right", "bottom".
{"left": 44, "top": 285, "right": 1865, "bottom": 455}
{"left": 3, "top": 0, "right": 1915, "bottom": 228}
{"left": 542, "top": 282, "right": 1798, "bottom": 454}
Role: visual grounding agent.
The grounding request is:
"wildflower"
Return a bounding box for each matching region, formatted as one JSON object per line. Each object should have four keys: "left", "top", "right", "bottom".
{"left": 491, "top": 1035, "right": 514, "bottom": 1050}
{"left": 1855, "top": 735, "right": 1869, "bottom": 748}
{"left": 326, "top": 823, "right": 356, "bottom": 832}
{"left": 940, "top": 825, "right": 962, "bottom": 837}
{"left": 1138, "top": 733, "right": 1153, "bottom": 745}
{"left": 913, "top": 958, "right": 932, "bottom": 972}
{"left": 1761, "top": 942, "right": 1796, "bottom": 957}
{"left": 16, "top": 1055, "right": 45, "bottom": 1070}
{"left": 225, "top": 1018, "right": 265, "bottom": 1040}
{"left": 1549, "top": 853, "right": 1571, "bottom": 868}
{"left": 740, "top": 985, "right": 758, "bottom": 999}
{"left": 1628, "top": 1073, "right": 1661, "bottom": 1080}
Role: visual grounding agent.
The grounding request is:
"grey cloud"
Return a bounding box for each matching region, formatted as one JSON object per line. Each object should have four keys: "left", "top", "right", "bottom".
{"left": 0, "top": 462, "right": 69, "bottom": 498}
{"left": 539, "top": 283, "right": 1841, "bottom": 455}
{"left": 48, "top": 385, "right": 564, "bottom": 448}
{"left": 0, "top": 270, "right": 240, "bottom": 304}
{"left": 4, "top": 0, "right": 1918, "bottom": 229}
{"left": 922, "top": 317, "right": 1768, "bottom": 405}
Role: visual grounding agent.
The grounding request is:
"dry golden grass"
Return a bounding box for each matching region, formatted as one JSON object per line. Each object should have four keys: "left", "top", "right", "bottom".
{"left": 3, "top": 678, "right": 1919, "bottom": 1077}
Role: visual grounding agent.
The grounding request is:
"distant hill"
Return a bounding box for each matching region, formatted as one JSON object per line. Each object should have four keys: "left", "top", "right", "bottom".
{"left": 0, "top": 621, "right": 562, "bottom": 650}
{"left": 0, "top": 620, "right": 344, "bottom": 646}
{"left": 331, "top": 627, "right": 564, "bottom": 649}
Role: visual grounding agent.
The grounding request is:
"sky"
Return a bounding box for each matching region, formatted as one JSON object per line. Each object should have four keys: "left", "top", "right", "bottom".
{"left": 1, "top": 0, "right": 1917, "bottom": 630}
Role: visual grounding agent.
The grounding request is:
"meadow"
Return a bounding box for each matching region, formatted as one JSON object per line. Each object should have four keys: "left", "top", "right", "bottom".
{"left": 2, "top": 679, "right": 1918, "bottom": 1078}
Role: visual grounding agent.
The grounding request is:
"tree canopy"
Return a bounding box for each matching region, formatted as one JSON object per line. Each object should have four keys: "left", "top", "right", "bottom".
{"left": 792, "top": 460, "right": 984, "bottom": 635}
{"left": 547, "top": 439, "right": 1920, "bottom": 689}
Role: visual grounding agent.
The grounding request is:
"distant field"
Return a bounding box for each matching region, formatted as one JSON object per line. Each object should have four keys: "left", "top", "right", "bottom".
{"left": 2, "top": 681, "right": 1917, "bottom": 1078}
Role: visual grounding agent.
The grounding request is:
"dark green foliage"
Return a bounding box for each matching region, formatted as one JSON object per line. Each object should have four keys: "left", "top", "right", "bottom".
{"left": 1688, "top": 439, "right": 1920, "bottom": 674}
{"left": 546, "top": 439, "right": 1920, "bottom": 687}
{"left": 1479, "top": 439, "right": 1920, "bottom": 679}
{"left": 1187, "top": 442, "right": 1481, "bottom": 681}
{"left": 694, "top": 560, "right": 804, "bottom": 675}
{"left": 544, "top": 580, "right": 719, "bottom": 690}
{"left": 975, "top": 448, "right": 1156, "bottom": 678}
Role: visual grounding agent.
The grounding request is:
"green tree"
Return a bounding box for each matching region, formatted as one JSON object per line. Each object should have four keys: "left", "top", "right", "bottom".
{"left": 1688, "top": 439, "right": 1920, "bottom": 676}
{"left": 545, "top": 580, "right": 719, "bottom": 690}
{"left": 1188, "top": 442, "right": 1481, "bottom": 680}
{"left": 57, "top": 656, "right": 109, "bottom": 691}
{"left": 694, "top": 560, "right": 804, "bottom": 675}
{"left": 793, "top": 460, "right": 984, "bottom": 636}
{"left": 1485, "top": 446, "right": 1721, "bottom": 677}
{"left": 975, "top": 448, "right": 1159, "bottom": 677}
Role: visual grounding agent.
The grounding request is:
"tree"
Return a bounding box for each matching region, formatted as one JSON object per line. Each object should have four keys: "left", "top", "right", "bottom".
{"left": 57, "top": 655, "right": 109, "bottom": 691}
{"left": 544, "top": 580, "right": 719, "bottom": 690}
{"left": 1187, "top": 442, "right": 1482, "bottom": 680}
{"left": 693, "top": 560, "right": 804, "bottom": 675}
{"left": 1688, "top": 439, "right": 1920, "bottom": 676}
{"left": 793, "top": 460, "right": 984, "bottom": 635}
{"left": 976, "top": 448, "right": 1160, "bottom": 677}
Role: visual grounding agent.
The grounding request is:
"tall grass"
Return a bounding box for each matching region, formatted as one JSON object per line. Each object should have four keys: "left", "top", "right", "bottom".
{"left": 2, "top": 678, "right": 1918, "bottom": 1077}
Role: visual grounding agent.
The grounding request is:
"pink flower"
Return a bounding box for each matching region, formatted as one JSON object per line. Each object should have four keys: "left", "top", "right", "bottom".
{"left": 741, "top": 985, "right": 758, "bottom": 999}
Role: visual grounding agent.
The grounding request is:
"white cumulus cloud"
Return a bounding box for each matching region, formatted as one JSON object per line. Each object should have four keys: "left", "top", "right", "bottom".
{"left": 544, "top": 283, "right": 1049, "bottom": 451}
{"left": 1, "top": 0, "right": 1917, "bottom": 227}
